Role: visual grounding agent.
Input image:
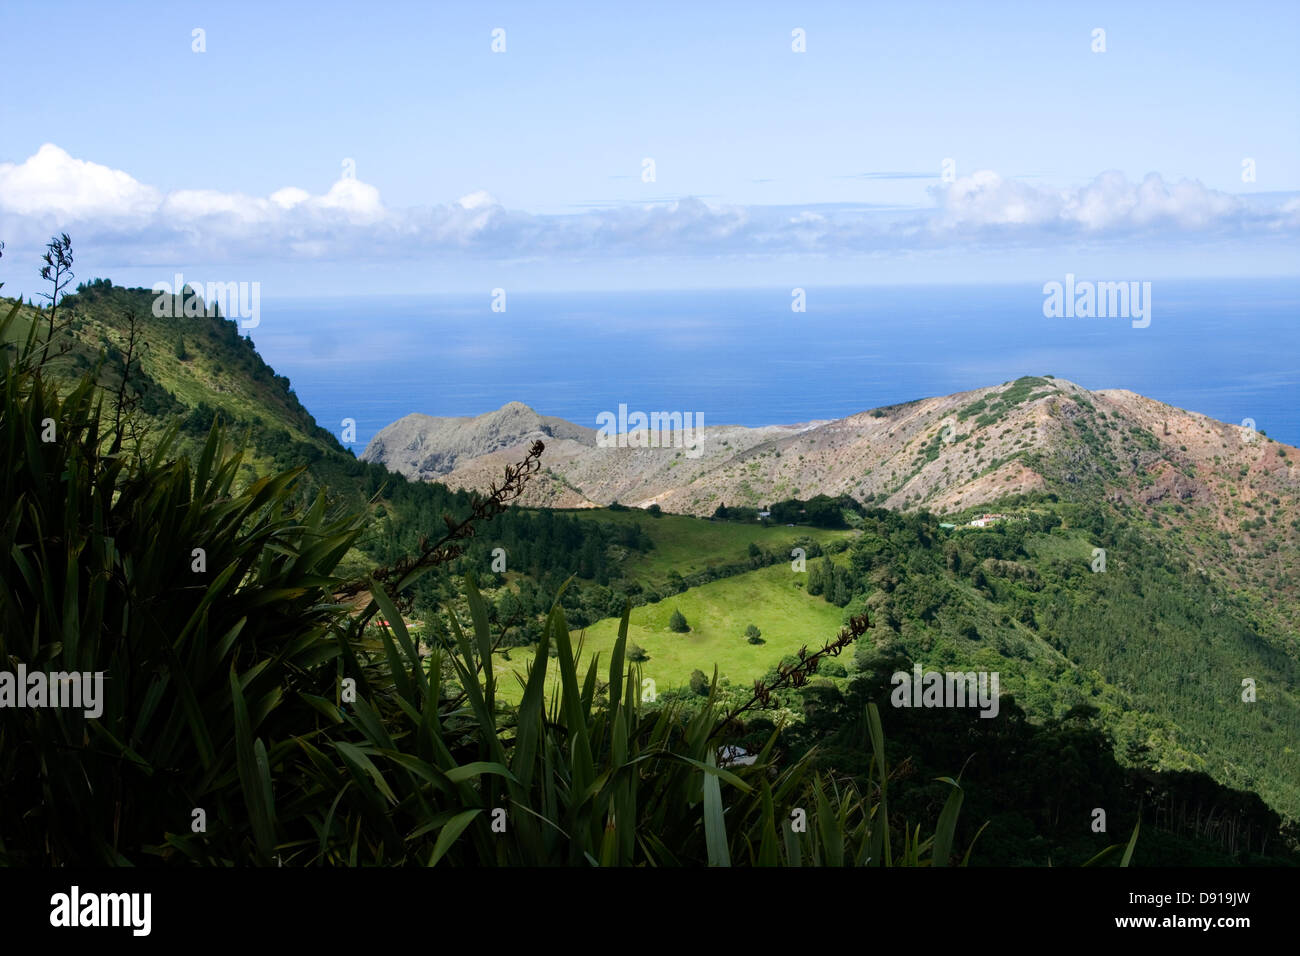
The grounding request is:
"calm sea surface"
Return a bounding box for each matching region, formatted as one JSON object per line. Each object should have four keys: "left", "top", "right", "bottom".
{"left": 247, "top": 280, "right": 1300, "bottom": 453}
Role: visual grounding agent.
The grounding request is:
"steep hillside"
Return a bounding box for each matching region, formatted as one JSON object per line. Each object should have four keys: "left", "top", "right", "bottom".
{"left": 366, "top": 403, "right": 595, "bottom": 479}
{"left": 364, "top": 405, "right": 806, "bottom": 510}
{"left": 5, "top": 283, "right": 847, "bottom": 626}
{"left": 364, "top": 376, "right": 1297, "bottom": 520}
{"left": 364, "top": 377, "right": 1300, "bottom": 634}
{"left": 2, "top": 282, "right": 356, "bottom": 493}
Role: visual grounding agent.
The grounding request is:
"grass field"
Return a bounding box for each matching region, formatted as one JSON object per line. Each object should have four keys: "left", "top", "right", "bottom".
{"left": 551, "top": 507, "right": 857, "bottom": 589}
{"left": 1021, "top": 530, "right": 1097, "bottom": 563}
{"left": 491, "top": 561, "right": 850, "bottom": 704}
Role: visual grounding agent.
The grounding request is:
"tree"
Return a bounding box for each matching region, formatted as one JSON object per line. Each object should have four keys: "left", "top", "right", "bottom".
{"left": 669, "top": 608, "right": 690, "bottom": 633}
{"left": 174, "top": 335, "right": 189, "bottom": 361}
{"left": 818, "top": 658, "right": 848, "bottom": 678}
{"left": 745, "top": 623, "right": 762, "bottom": 643}
{"left": 647, "top": 503, "right": 662, "bottom": 517}
{"left": 831, "top": 565, "right": 853, "bottom": 606}
{"left": 689, "top": 669, "right": 709, "bottom": 696}
{"left": 807, "top": 558, "right": 827, "bottom": 596}
{"left": 628, "top": 643, "right": 650, "bottom": 662}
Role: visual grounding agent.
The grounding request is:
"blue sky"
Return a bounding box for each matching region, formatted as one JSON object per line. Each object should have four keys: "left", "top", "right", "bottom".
{"left": 1, "top": 0, "right": 1297, "bottom": 293}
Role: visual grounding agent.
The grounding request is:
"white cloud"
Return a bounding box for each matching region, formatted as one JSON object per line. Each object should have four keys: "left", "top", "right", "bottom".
{"left": 0, "top": 145, "right": 1295, "bottom": 265}
{"left": 314, "top": 178, "right": 384, "bottom": 223}
{"left": 930, "top": 168, "right": 1250, "bottom": 235}
{"left": 0, "top": 143, "right": 385, "bottom": 227}
{"left": 161, "top": 189, "right": 271, "bottom": 223}
{"left": 935, "top": 169, "right": 1059, "bottom": 227}
{"left": 457, "top": 190, "right": 496, "bottom": 211}
{"left": 0, "top": 144, "right": 160, "bottom": 221}
{"left": 270, "top": 187, "right": 311, "bottom": 209}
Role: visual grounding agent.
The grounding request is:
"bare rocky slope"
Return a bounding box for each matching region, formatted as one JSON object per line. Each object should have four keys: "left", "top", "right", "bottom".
{"left": 362, "top": 375, "right": 1298, "bottom": 520}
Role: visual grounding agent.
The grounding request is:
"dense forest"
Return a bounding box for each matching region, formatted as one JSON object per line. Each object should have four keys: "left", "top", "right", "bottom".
{"left": 789, "top": 502, "right": 1300, "bottom": 822}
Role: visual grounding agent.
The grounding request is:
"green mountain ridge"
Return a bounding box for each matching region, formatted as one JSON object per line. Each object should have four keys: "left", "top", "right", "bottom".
{"left": 7, "top": 280, "right": 1298, "bottom": 862}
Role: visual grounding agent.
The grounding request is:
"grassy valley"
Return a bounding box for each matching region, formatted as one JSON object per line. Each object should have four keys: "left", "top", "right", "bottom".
{"left": 491, "top": 561, "right": 849, "bottom": 704}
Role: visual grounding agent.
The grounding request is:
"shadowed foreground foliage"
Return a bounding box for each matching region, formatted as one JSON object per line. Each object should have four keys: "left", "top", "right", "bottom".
{"left": 0, "top": 293, "right": 1012, "bottom": 867}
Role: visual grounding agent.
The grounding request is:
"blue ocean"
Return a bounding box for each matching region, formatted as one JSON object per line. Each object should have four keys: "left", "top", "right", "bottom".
{"left": 248, "top": 280, "right": 1300, "bottom": 453}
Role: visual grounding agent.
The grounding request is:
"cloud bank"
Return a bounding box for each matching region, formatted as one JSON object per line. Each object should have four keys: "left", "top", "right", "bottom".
{"left": 1, "top": 144, "right": 1296, "bottom": 265}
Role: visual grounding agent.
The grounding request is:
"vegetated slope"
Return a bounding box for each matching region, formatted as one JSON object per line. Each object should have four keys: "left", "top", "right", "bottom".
{"left": 484, "top": 493, "right": 1300, "bottom": 826}
{"left": 364, "top": 377, "right": 1300, "bottom": 637}
{"left": 7, "top": 284, "right": 837, "bottom": 630}
{"left": 790, "top": 657, "right": 1298, "bottom": 866}
{"left": 5, "top": 296, "right": 954, "bottom": 869}
{"left": 27, "top": 283, "right": 1298, "bottom": 836}
{"left": 565, "top": 506, "right": 856, "bottom": 593}
{"left": 1, "top": 283, "right": 376, "bottom": 501}
{"left": 490, "top": 561, "right": 849, "bottom": 705}
{"left": 478, "top": 495, "right": 1300, "bottom": 862}
{"left": 804, "top": 503, "right": 1300, "bottom": 822}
